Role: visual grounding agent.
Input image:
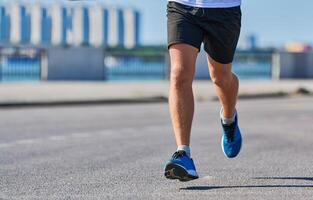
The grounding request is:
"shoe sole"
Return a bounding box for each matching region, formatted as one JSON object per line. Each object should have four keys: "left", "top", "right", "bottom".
{"left": 164, "top": 163, "right": 198, "bottom": 182}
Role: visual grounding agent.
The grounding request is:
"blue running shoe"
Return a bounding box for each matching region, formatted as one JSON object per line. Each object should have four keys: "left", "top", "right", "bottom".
{"left": 221, "top": 113, "right": 242, "bottom": 158}
{"left": 164, "top": 150, "right": 199, "bottom": 182}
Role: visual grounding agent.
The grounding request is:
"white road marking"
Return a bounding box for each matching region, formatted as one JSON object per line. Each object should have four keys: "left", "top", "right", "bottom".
{"left": 15, "top": 139, "right": 39, "bottom": 145}
{"left": 120, "top": 127, "right": 137, "bottom": 132}
{"left": 201, "top": 175, "right": 216, "bottom": 180}
{"left": 47, "top": 136, "right": 67, "bottom": 141}
{"left": 0, "top": 126, "right": 169, "bottom": 149}
{"left": 97, "top": 130, "right": 116, "bottom": 136}
{"left": 69, "top": 133, "right": 91, "bottom": 138}
{"left": 0, "top": 143, "right": 14, "bottom": 148}
{"left": 0, "top": 139, "right": 41, "bottom": 148}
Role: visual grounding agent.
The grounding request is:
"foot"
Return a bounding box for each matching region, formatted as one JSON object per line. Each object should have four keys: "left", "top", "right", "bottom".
{"left": 221, "top": 113, "right": 242, "bottom": 158}
{"left": 164, "top": 150, "right": 199, "bottom": 182}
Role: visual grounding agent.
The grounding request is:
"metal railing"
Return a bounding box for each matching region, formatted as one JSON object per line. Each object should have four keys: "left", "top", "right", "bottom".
{"left": 104, "top": 54, "right": 168, "bottom": 81}
{"left": 233, "top": 51, "right": 273, "bottom": 80}
{"left": 0, "top": 47, "right": 275, "bottom": 82}
{"left": 0, "top": 48, "right": 41, "bottom": 81}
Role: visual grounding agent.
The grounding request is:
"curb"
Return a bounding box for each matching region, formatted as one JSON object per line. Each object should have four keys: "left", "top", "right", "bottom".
{"left": 0, "top": 96, "right": 168, "bottom": 108}
{"left": 0, "top": 85, "right": 311, "bottom": 108}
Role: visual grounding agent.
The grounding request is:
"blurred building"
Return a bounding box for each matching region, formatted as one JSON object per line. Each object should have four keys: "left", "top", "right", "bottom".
{"left": 245, "top": 34, "right": 258, "bottom": 50}
{"left": 285, "top": 42, "right": 312, "bottom": 53}
{"left": 0, "top": 1, "right": 140, "bottom": 49}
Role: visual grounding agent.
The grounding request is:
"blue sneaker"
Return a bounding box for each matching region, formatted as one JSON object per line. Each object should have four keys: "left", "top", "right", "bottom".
{"left": 164, "top": 150, "right": 199, "bottom": 182}
{"left": 221, "top": 113, "right": 242, "bottom": 158}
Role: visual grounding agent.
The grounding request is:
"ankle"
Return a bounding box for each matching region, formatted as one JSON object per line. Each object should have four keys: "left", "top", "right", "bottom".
{"left": 177, "top": 145, "right": 191, "bottom": 157}
{"left": 220, "top": 107, "right": 236, "bottom": 125}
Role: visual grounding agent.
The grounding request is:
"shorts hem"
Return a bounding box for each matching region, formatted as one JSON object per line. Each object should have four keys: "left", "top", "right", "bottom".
{"left": 168, "top": 40, "right": 201, "bottom": 52}
{"left": 204, "top": 47, "right": 234, "bottom": 64}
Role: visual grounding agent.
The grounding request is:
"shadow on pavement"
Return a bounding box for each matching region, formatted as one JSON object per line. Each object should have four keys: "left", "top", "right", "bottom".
{"left": 180, "top": 177, "right": 313, "bottom": 190}
{"left": 180, "top": 184, "right": 313, "bottom": 191}
{"left": 253, "top": 177, "right": 313, "bottom": 181}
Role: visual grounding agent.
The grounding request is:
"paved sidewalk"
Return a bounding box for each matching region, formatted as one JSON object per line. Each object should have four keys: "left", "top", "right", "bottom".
{"left": 0, "top": 80, "right": 312, "bottom": 106}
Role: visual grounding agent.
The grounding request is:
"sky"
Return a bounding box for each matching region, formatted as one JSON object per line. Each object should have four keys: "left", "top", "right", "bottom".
{"left": 2, "top": 0, "right": 313, "bottom": 47}
{"left": 101, "top": 0, "right": 313, "bottom": 48}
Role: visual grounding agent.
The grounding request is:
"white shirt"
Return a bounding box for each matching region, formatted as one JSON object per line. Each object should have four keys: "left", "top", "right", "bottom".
{"left": 168, "top": 0, "right": 241, "bottom": 8}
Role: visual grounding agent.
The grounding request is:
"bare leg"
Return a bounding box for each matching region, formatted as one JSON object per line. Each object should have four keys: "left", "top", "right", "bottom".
{"left": 169, "top": 44, "right": 198, "bottom": 146}
{"left": 207, "top": 55, "right": 239, "bottom": 118}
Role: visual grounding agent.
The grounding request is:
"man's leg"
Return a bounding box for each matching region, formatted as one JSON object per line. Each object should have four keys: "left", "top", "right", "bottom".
{"left": 207, "top": 55, "right": 242, "bottom": 158}
{"left": 207, "top": 56, "right": 238, "bottom": 118}
{"left": 164, "top": 43, "right": 199, "bottom": 181}
{"left": 169, "top": 44, "right": 198, "bottom": 147}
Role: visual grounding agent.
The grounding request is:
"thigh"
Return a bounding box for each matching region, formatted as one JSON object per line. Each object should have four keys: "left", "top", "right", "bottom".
{"left": 169, "top": 44, "right": 199, "bottom": 78}
{"left": 207, "top": 54, "right": 232, "bottom": 77}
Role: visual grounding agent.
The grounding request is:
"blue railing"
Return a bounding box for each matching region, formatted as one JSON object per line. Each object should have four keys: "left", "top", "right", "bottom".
{"left": 0, "top": 48, "right": 273, "bottom": 82}
{"left": 233, "top": 51, "right": 272, "bottom": 80}
{"left": 105, "top": 51, "right": 273, "bottom": 81}
{"left": 104, "top": 55, "right": 167, "bottom": 81}
{"left": 1, "top": 57, "right": 40, "bottom": 81}
{"left": 0, "top": 56, "right": 40, "bottom": 81}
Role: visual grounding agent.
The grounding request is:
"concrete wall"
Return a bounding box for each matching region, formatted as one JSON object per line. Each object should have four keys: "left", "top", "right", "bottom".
{"left": 272, "top": 52, "right": 313, "bottom": 79}
{"left": 183, "top": 50, "right": 313, "bottom": 80}
{"left": 46, "top": 47, "right": 105, "bottom": 80}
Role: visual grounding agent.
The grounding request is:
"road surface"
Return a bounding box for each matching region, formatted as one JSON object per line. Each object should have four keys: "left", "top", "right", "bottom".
{"left": 1, "top": 97, "right": 313, "bottom": 199}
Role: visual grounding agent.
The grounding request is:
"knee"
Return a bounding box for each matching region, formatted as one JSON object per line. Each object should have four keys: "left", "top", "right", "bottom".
{"left": 170, "top": 65, "right": 193, "bottom": 88}
{"left": 210, "top": 70, "right": 233, "bottom": 88}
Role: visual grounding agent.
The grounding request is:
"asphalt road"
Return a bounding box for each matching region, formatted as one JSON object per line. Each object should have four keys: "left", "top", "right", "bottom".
{"left": 1, "top": 97, "right": 313, "bottom": 200}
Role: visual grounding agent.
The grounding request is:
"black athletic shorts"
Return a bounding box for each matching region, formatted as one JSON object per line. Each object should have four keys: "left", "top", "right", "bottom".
{"left": 167, "top": 2, "right": 241, "bottom": 64}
